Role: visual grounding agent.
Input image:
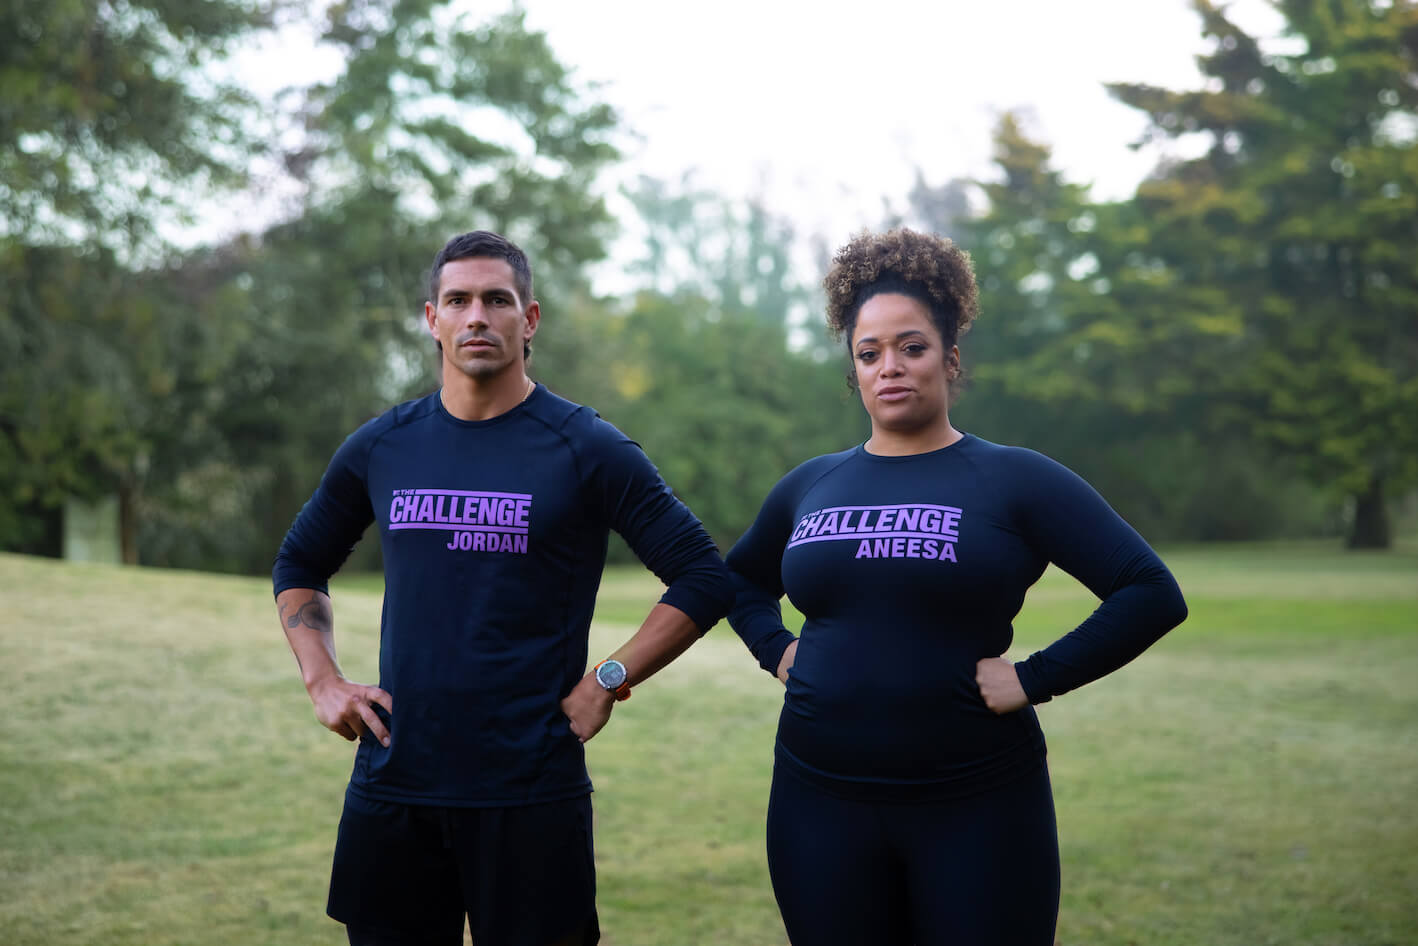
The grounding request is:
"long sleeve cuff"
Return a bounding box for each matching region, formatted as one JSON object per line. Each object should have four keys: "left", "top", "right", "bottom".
{"left": 658, "top": 556, "right": 735, "bottom": 633}
{"left": 1013, "top": 657, "right": 1054, "bottom": 705}
{"left": 272, "top": 554, "right": 333, "bottom": 599}
{"left": 754, "top": 630, "right": 797, "bottom": 677}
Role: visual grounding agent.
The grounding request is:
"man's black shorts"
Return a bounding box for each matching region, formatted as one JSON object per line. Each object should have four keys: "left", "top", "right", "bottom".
{"left": 328, "top": 789, "right": 599, "bottom": 945}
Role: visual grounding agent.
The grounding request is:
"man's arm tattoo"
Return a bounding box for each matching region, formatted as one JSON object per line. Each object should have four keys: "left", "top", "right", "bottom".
{"left": 279, "top": 594, "right": 332, "bottom": 634}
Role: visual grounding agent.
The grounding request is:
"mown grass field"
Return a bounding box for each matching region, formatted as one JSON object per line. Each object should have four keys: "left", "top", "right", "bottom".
{"left": 2, "top": 542, "right": 1415, "bottom": 945}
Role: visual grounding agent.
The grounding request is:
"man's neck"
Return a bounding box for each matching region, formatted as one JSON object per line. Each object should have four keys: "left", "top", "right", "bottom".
{"left": 439, "top": 368, "right": 533, "bottom": 421}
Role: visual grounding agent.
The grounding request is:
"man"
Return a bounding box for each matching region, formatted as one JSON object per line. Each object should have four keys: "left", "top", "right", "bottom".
{"left": 273, "top": 230, "right": 733, "bottom": 946}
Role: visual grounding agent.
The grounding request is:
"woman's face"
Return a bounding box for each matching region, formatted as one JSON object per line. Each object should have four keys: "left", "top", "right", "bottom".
{"left": 850, "top": 292, "right": 957, "bottom": 436}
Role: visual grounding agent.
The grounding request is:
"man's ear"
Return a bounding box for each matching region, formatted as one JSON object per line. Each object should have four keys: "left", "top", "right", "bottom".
{"left": 523, "top": 300, "right": 541, "bottom": 342}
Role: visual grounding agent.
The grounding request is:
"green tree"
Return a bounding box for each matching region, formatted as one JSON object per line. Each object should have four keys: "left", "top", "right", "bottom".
{"left": 599, "top": 294, "right": 863, "bottom": 551}
{"left": 145, "top": 1, "right": 625, "bottom": 572}
{"left": 908, "top": 114, "right": 1338, "bottom": 541}
{"left": 0, "top": 0, "right": 275, "bottom": 257}
{"left": 0, "top": 0, "right": 276, "bottom": 560}
{"left": 623, "top": 173, "right": 809, "bottom": 328}
{"left": 1110, "top": 0, "right": 1418, "bottom": 547}
{"left": 933, "top": 114, "right": 1239, "bottom": 426}
{"left": 1, "top": 1, "right": 626, "bottom": 570}
{"left": 304, "top": 2, "right": 618, "bottom": 298}
{"left": 563, "top": 177, "right": 863, "bottom": 550}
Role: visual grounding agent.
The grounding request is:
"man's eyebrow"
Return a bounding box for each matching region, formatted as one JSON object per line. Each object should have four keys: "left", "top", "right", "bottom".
{"left": 440, "top": 286, "right": 518, "bottom": 302}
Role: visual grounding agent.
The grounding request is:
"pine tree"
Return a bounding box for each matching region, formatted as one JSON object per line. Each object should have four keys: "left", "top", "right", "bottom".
{"left": 1110, "top": 0, "right": 1418, "bottom": 547}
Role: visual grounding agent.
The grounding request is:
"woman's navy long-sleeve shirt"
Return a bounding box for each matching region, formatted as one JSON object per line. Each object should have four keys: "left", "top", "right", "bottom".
{"left": 726, "top": 435, "right": 1187, "bottom": 801}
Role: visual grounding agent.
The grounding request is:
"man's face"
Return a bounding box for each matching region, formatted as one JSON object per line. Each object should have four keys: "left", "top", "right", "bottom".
{"left": 425, "top": 257, "right": 540, "bottom": 381}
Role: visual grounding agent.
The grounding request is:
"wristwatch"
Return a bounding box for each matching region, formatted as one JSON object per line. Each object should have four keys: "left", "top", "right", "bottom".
{"left": 594, "top": 658, "right": 632, "bottom": 701}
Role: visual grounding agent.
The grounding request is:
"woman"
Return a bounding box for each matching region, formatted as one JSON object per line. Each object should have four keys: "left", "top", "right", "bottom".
{"left": 726, "top": 228, "right": 1187, "bottom": 946}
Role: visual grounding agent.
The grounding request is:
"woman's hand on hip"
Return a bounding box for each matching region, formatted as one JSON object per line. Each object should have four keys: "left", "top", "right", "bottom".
{"left": 975, "top": 656, "right": 1029, "bottom": 714}
{"left": 776, "top": 639, "right": 799, "bottom": 685}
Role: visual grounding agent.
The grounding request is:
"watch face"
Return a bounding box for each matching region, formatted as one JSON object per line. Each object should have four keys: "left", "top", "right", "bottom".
{"left": 597, "top": 659, "right": 627, "bottom": 690}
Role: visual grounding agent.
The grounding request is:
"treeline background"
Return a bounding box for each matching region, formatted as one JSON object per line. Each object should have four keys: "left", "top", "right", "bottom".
{"left": 3, "top": 0, "right": 1416, "bottom": 575}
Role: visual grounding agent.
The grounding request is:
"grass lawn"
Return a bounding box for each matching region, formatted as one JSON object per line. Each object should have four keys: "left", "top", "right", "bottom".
{"left": 1, "top": 541, "right": 1415, "bottom": 944}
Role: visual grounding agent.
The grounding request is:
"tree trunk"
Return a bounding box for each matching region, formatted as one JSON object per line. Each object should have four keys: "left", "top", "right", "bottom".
{"left": 119, "top": 482, "right": 139, "bottom": 565}
{"left": 1347, "top": 475, "right": 1391, "bottom": 550}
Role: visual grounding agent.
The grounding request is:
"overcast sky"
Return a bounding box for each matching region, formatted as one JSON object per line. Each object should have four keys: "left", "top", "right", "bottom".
{"left": 230, "top": 0, "right": 1285, "bottom": 285}
{"left": 530, "top": 1, "right": 1284, "bottom": 222}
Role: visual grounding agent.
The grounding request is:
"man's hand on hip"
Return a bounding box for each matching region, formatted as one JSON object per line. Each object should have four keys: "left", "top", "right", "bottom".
{"left": 308, "top": 675, "right": 394, "bottom": 747}
{"left": 561, "top": 674, "right": 615, "bottom": 744}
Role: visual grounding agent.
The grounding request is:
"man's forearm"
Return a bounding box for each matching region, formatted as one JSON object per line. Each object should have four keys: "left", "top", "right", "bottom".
{"left": 276, "top": 587, "right": 392, "bottom": 744}
{"left": 562, "top": 601, "right": 702, "bottom": 743}
{"left": 603, "top": 601, "right": 702, "bottom": 686}
{"left": 276, "top": 588, "right": 342, "bottom": 689}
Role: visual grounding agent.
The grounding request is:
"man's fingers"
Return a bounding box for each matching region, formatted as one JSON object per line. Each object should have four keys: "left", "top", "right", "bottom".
{"left": 366, "top": 686, "right": 394, "bottom": 716}
{"left": 561, "top": 699, "right": 585, "bottom": 743}
{"left": 353, "top": 700, "right": 391, "bottom": 747}
{"left": 311, "top": 681, "right": 393, "bottom": 743}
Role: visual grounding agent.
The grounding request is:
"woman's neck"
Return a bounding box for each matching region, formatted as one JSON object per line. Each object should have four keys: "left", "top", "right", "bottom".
{"left": 864, "top": 419, "right": 963, "bottom": 457}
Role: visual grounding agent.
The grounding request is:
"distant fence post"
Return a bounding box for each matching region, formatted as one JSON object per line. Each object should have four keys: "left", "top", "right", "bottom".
{"left": 63, "top": 495, "right": 122, "bottom": 564}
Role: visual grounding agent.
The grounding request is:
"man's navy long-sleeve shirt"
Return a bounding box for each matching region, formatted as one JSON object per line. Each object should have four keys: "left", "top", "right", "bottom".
{"left": 274, "top": 385, "right": 733, "bottom": 807}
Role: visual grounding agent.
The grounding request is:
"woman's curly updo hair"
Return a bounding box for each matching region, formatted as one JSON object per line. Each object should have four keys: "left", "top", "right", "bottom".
{"left": 823, "top": 228, "right": 979, "bottom": 361}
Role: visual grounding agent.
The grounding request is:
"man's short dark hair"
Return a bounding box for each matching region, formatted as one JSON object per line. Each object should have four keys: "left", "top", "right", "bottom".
{"left": 427, "top": 231, "right": 534, "bottom": 307}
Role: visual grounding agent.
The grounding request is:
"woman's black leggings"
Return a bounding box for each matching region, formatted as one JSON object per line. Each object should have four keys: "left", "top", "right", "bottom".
{"left": 765, "top": 764, "right": 1061, "bottom": 946}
